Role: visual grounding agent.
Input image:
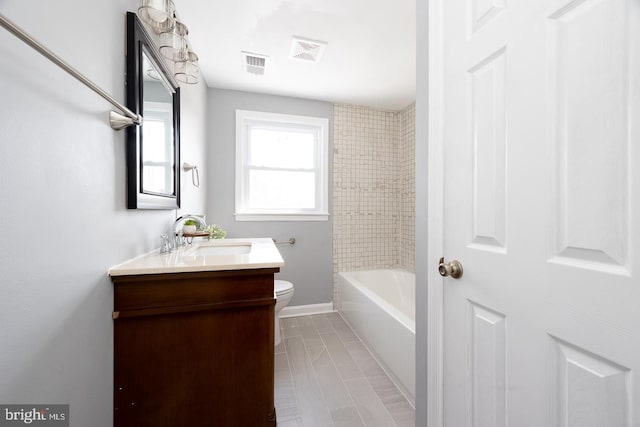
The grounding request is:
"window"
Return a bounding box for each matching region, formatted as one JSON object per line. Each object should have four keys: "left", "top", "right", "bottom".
{"left": 142, "top": 101, "right": 174, "bottom": 195}
{"left": 235, "top": 110, "right": 329, "bottom": 221}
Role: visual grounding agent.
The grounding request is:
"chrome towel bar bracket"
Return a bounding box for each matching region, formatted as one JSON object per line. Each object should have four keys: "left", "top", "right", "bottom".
{"left": 0, "top": 13, "right": 141, "bottom": 130}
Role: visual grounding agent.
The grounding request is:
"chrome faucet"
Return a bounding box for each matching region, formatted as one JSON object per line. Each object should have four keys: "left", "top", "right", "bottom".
{"left": 168, "top": 214, "right": 208, "bottom": 247}
{"left": 160, "top": 215, "right": 207, "bottom": 253}
{"left": 172, "top": 214, "right": 207, "bottom": 234}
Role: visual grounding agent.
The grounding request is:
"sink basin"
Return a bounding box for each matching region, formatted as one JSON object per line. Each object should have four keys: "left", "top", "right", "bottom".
{"left": 186, "top": 241, "right": 252, "bottom": 256}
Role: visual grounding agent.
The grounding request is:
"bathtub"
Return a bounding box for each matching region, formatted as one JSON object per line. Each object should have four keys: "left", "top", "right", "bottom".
{"left": 337, "top": 269, "right": 415, "bottom": 404}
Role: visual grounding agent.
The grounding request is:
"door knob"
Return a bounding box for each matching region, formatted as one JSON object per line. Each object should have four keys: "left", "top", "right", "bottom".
{"left": 438, "top": 257, "right": 463, "bottom": 279}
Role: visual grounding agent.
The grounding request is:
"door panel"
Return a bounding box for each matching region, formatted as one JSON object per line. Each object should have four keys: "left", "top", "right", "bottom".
{"left": 552, "top": 337, "right": 630, "bottom": 427}
{"left": 548, "top": 0, "right": 630, "bottom": 273}
{"left": 470, "top": 0, "right": 505, "bottom": 35}
{"left": 469, "top": 48, "right": 507, "bottom": 253}
{"left": 470, "top": 302, "right": 506, "bottom": 427}
{"left": 441, "top": 0, "right": 640, "bottom": 425}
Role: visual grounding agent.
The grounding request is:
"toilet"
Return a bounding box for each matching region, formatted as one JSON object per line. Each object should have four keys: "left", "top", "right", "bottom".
{"left": 274, "top": 280, "right": 295, "bottom": 346}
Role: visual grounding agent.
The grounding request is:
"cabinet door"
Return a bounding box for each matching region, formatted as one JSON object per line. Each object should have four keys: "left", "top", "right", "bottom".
{"left": 112, "top": 270, "right": 277, "bottom": 427}
{"left": 115, "top": 305, "right": 275, "bottom": 427}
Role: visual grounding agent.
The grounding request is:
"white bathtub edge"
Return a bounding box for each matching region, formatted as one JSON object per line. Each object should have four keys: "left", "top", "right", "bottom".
{"left": 337, "top": 270, "right": 416, "bottom": 403}
{"left": 339, "top": 313, "right": 416, "bottom": 408}
{"left": 280, "top": 302, "right": 336, "bottom": 318}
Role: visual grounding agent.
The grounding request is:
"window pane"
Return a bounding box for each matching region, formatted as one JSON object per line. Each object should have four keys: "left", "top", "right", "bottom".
{"left": 249, "top": 170, "right": 315, "bottom": 209}
{"left": 143, "top": 165, "right": 173, "bottom": 194}
{"left": 249, "top": 128, "right": 315, "bottom": 169}
{"left": 143, "top": 121, "right": 167, "bottom": 162}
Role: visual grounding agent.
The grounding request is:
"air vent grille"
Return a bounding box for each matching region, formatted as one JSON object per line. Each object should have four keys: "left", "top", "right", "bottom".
{"left": 289, "top": 36, "right": 327, "bottom": 63}
{"left": 241, "top": 51, "right": 268, "bottom": 75}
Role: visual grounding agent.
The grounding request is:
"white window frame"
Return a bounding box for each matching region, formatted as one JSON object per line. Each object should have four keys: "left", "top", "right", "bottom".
{"left": 235, "top": 109, "right": 329, "bottom": 221}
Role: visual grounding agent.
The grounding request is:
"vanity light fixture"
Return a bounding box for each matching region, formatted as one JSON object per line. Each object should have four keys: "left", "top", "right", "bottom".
{"left": 158, "top": 20, "right": 188, "bottom": 61}
{"left": 137, "top": 0, "right": 175, "bottom": 33}
{"left": 175, "top": 49, "right": 200, "bottom": 84}
{"left": 137, "top": 0, "right": 200, "bottom": 85}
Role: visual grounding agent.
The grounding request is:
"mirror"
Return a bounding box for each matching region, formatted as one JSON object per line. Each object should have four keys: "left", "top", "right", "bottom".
{"left": 126, "top": 12, "right": 181, "bottom": 209}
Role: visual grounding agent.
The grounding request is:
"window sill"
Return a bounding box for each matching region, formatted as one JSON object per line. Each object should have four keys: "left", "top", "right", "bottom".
{"left": 234, "top": 212, "right": 330, "bottom": 222}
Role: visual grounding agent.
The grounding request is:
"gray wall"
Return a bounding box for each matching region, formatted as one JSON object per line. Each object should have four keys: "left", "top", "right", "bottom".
{"left": 0, "top": 2, "right": 208, "bottom": 426}
{"left": 207, "top": 88, "right": 334, "bottom": 306}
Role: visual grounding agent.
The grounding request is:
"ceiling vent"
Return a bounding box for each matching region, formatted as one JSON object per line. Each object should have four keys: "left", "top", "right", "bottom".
{"left": 289, "top": 36, "right": 327, "bottom": 63}
{"left": 241, "top": 51, "right": 269, "bottom": 75}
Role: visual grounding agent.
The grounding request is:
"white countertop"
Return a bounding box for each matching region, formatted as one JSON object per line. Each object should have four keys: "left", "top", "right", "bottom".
{"left": 109, "top": 238, "right": 284, "bottom": 277}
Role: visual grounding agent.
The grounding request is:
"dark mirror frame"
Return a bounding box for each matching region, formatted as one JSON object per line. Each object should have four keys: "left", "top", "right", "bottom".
{"left": 126, "top": 12, "right": 181, "bottom": 209}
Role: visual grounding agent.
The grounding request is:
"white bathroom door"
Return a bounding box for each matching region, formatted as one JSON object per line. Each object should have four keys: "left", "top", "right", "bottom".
{"left": 439, "top": 0, "right": 640, "bottom": 425}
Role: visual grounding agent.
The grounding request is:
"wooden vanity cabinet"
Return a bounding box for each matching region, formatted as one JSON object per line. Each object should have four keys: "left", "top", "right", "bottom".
{"left": 111, "top": 268, "right": 279, "bottom": 427}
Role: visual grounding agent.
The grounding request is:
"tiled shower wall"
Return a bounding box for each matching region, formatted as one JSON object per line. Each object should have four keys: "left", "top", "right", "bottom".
{"left": 332, "top": 103, "right": 416, "bottom": 298}
{"left": 398, "top": 103, "right": 415, "bottom": 272}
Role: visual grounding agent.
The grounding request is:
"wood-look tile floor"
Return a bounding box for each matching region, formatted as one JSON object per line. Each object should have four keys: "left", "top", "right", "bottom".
{"left": 275, "top": 312, "right": 415, "bottom": 427}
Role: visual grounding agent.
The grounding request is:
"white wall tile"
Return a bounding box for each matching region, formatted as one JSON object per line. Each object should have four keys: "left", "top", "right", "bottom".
{"left": 332, "top": 103, "right": 416, "bottom": 303}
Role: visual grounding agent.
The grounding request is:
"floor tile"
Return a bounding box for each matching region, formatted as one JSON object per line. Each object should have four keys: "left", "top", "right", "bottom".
{"left": 331, "top": 406, "right": 365, "bottom": 427}
{"left": 311, "top": 313, "right": 334, "bottom": 334}
{"left": 297, "top": 316, "right": 324, "bottom": 349}
{"left": 321, "top": 333, "right": 364, "bottom": 381}
{"left": 275, "top": 313, "right": 414, "bottom": 427}
{"left": 275, "top": 352, "right": 299, "bottom": 422}
{"left": 311, "top": 347, "right": 353, "bottom": 411}
{"left": 276, "top": 418, "right": 304, "bottom": 427}
{"left": 281, "top": 317, "right": 302, "bottom": 339}
{"left": 344, "top": 341, "right": 387, "bottom": 378}
{"left": 284, "top": 336, "right": 335, "bottom": 427}
{"left": 326, "top": 312, "right": 359, "bottom": 342}
{"left": 367, "top": 374, "right": 404, "bottom": 405}
{"left": 284, "top": 336, "right": 317, "bottom": 389}
{"left": 295, "top": 384, "right": 336, "bottom": 427}
{"left": 384, "top": 400, "right": 415, "bottom": 427}
{"left": 296, "top": 316, "right": 321, "bottom": 339}
{"left": 344, "top": 378, "right": 397, "bottom": 427}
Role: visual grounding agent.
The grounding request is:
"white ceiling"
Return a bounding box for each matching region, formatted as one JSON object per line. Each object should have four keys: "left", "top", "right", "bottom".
{"left": 176, "top": 0, "right": 416, "bottom": 111}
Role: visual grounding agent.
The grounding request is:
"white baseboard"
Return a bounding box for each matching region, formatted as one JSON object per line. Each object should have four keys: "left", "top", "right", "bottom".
{"left": 279, "top": 302, "right": 335, "bottom": 318}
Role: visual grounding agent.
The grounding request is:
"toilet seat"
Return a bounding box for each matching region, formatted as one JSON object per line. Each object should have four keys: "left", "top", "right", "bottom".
{"left": 275, "top": 279, "right": 294, "bottom": 296}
